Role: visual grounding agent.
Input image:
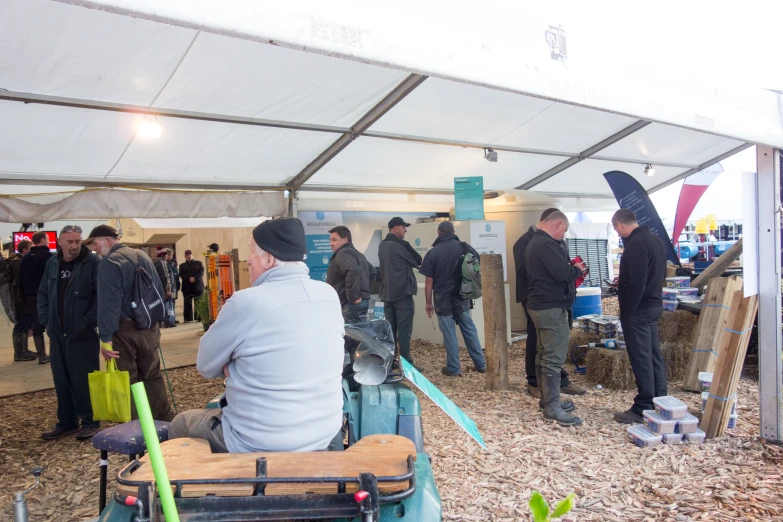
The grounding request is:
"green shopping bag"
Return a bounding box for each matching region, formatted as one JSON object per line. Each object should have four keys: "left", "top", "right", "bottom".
{"left": 89, "top": 359, "right": 131, "bottom": 423}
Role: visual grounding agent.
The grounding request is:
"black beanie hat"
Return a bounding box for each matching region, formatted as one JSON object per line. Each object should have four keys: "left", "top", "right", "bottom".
{"left": 252, "top": 218, "right": 307, "bottom": 261}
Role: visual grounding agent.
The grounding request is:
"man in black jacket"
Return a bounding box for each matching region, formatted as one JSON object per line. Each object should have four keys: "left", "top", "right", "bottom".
{"left": 420, "top": 221, "right": 486, "bottom": 376}
{"left": 611, "top": 209, "right": 668, "bottom": 424}
{"left": 514, "top": 208, "right": 585, "bottom": 397}
{"left": 378, "top": 217, "right": 422, "bottom": 366}
{"left": 8, "top": 239, "right": 37, "bottom": 361}
{"left": 38, "top": 225, "right": 101, "bottom": 440}
{"left": 525, "top": 212, "right": 586, "bottom": 427}
{"left": 19, "top": 231, "right": 53, "bottom": 364}
{"left": 179, "top": 250, "right": 205, "bottom": 323}
{"left": 327, "top": 226, "right": 375, "bottom": 323}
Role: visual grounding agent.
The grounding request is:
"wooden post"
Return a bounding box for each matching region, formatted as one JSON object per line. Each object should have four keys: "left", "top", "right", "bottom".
{"left": 481, "top": 254, "right": 508, "bottom": 390}
{"left": 691, "top": 237, "right": 743, "bottom": 290}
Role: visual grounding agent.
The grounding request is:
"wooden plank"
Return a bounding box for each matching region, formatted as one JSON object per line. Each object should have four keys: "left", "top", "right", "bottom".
{"left": 691, "top": 238, "right": 743, "bottom": 290}
{"left": 118, "top": 434, "right": 416, "bottom": 498}
{"left": 700, "top": 291, "right": 758, "bottom": 438}
{"left": 481, "top": 254, "right": 508, "bottom": 390}
{"left": 683, "top": 275, "right": 743, "bottom": 391}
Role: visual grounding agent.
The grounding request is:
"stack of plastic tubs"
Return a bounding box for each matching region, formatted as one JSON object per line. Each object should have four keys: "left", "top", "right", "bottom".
{"left": 699, "top": 372, "right": 738, "bottom": 429}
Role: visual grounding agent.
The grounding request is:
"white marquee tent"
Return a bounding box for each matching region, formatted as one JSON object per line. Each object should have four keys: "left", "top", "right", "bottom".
{"left": 0, "top": 0, "right": 781, "bottom": 440}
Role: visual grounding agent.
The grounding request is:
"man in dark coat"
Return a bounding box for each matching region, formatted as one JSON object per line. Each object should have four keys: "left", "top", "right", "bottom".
{"left": 378, "top": 217, "right": 422, "bottom": 367}
{"left": 513, "top": 208, "right": 585, "bottom": 397}
{"left": 326, "top": 226, "right": 375, "bottom": 324}
{"left": 179, "top": 249, "right": 205, "bottom": 323}
{"left": 166, "top": 249, "right": 180, "bottom": 323}
{"left": 38, "top": 225, "right": 101, "bottom": 440}
{"left": 611, "top": 209, "right": 668, "bottom": 424}
{"left": 8, "top": 239, "right": 36, "bottom": 361}
{"left": 420, "top": 221, "right": 486, "bottom": 376}
{"left": 153, "top": 249, "right": 175, "bottom": 327}
{"left": 19, "top": 231, "right": 53, "bottom": 364}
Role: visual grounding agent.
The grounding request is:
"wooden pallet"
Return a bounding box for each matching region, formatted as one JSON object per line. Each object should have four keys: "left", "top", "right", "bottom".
{"left": 700, "top": 290, "right": 758, "bottom": 438}
{"left": 117, "top": 434, "right": 416, "bottom": 498}
{"left": 683, "top": 275, "right": 743, "bottom": 391}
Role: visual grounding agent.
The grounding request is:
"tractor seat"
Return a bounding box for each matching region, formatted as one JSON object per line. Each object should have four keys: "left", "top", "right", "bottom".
{"left": 93, "top": 420, "right": 171, "bottom": 456}
{"left": 118, "top": 434, "right": 416, "bottom": 498}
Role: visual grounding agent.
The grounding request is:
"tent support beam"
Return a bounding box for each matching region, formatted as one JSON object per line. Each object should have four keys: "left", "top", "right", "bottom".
{"left": 0, "top": 175, "right": 287, "bottom": 192}
{"left": 287, "top": 74, "right": 427, "bottom": 190}
{"left": 516, "top": 120, "right": 651, "bottom": 190}
{"left": 648, "top": 143, "right": 753, "bottom": 193}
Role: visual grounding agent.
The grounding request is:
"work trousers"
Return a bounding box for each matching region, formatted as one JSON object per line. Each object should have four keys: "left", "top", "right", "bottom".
{"left": 528, "top": 307, "right": 570, "bottom": 377}
{"left": 437, "top": 309, "right": 486, "bottom": 374}
{"left": 49, "top": 333, "right": 100, "bottom": 429}
{"left": 384, "top": 295, "right": 415, "bottom": 363}
{"left": 621, "top": 306, "right": 667, "bottom": 415}
{"left": 170, "top": 408, "right": 228, "bottom": 453}
{"left": 523, "top": 304, "right": 571, "bottom": 387}
{"left": 112, "top": 321, "right": 173, "bottom": 421}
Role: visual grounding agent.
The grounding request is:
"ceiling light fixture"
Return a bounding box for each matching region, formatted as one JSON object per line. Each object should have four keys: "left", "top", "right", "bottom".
{"left": 484, "top": 148, "right": 498, "bottom": 162}
{"left": 644, "top": 163, "right": 655, "bottom": 177}
{"left": 137, "top": 114, "right": 162, "bottom": 139}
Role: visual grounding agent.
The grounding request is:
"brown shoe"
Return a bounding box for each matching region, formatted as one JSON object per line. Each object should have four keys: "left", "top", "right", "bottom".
{"left": 42, "top": 425, "right": 79, "bottom": 440}
{"left": 526, "top": 384, "right": 539, "bottom": 397}
{"left": 441, "top": 366, "right": 462, "bottom": 377}
{"left": 561, "top": 383, "right": 587, "bottom": 395}
{"left": 613, "top": 409, "right": 644, "bottom": 424}
{"left": 75, "top": 425, "right": 101, "bottom": 440}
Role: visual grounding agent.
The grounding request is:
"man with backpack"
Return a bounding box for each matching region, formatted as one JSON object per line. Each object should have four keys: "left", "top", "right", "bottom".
{"left": 420, "top": 221, "right": 486, "bottom": 376}
{"left": 85, "top": 225, "right": 173, "bottom": 422}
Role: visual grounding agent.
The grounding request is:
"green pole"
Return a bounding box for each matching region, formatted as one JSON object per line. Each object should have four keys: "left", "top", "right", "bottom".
{"left": 131, "top": 382, "right": 180, "bottom": 522}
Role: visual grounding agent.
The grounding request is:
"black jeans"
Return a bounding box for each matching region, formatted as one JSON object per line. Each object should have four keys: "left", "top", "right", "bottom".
{"left": 341, "top": 299, "right": 369, "bottom": 324}
{"left": 523, "top": 304, "right": 570, "bottom": 387}
{"left": 183, "top": 292, "right": 202, "bottom": 322}
{"left": 384, "top": 295, "right": 415, "bottom": 363}
{"left": 621, "top": 306, "right": 666, "bottom": 415}
{"left": 50, "top": 333, "right": 100, "bottom": 429}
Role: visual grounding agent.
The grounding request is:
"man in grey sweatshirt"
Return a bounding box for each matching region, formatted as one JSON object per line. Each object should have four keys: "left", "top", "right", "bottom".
{"left": 169, "top": 218, "right": 345, "bottom": 453}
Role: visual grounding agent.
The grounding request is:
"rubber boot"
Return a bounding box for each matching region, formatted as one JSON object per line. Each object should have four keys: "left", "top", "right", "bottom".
{"left": 21, "top": 333, "right": 37, "bottom": 357}
{"left": 541, "top": 371, "right": 582, "bottom": 427}
{"left": 33, "top": 333, "right": 49, "bottom": 364}
{"left": 536, "top": 365, "right": 574, "bottom": 412}
{"left": 13, "top": 333, "right": 37, "bottom": 362}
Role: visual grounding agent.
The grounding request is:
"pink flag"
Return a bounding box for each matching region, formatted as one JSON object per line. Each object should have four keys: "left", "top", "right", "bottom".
{"left": 672, "top": 164, "right": 723, "bottom": 245}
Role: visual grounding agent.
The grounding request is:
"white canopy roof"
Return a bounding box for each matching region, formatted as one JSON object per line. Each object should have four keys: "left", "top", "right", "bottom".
{"left": 0, "top": 0, "right": 781, "bottom": 217}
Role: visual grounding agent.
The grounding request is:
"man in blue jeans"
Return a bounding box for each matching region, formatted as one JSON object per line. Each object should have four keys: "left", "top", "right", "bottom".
{"left": 420, "top": 221, "right": 486, "bottom": 376}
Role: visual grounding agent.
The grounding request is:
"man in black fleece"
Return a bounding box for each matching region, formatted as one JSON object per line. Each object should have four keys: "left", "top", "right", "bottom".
{"left": 525, "top": 212, "right": 586, "bottom": 427}
{"left": 19, "top": 231, "right": 53, "bottom": 364}
{"left": 378, "top": 217, "right": 422, "bottom": 367}
{"left": 611, "top": 209, "right": 668, "bottom": 424}
{"left": 327, "top": 226, "right": 375, "bottom": 323}
{"left": 514, "top": 207, "right": 585, "bottom": 397}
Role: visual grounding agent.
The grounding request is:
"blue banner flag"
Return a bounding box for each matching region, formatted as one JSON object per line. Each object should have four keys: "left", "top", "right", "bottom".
{"left": 401, "top": 358, "right": 487, "bottom": 450}
{"left": 603, "top": 171, "right": 681, "bottom": 266}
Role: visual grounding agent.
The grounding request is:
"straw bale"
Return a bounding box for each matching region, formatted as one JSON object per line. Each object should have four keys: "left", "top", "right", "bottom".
{"left": 585, "top": 348, "right": 636, "bottom": 389}
{"left": 567, "top": 329, "right": 602, "bottom": 365}
{"left": 659, "top": 309, "right": 699, "bottom": 344}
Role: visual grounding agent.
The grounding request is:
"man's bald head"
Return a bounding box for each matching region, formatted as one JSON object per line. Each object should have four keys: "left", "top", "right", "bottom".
{"left": 540, "top": 211, "right": 570, "bottom": 241}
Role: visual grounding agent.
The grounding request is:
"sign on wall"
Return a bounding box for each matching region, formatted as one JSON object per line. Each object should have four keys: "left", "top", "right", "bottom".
{"left": 469, "top": 221, "right": 507, "bottom": 279}
{"left": 13, "top": 231, "right": 57, "bottom": 253}
{"left": 454, "top": 177, "right": 484, "bottom": 221}
{"left": 300, "top": 211, "right": 344, "bottom": 281}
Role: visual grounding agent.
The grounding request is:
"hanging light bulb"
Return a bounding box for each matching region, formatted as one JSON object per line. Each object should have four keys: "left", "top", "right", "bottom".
{"left": 137, "top": 114, "right": 162, "bottom": 139}
{"left": 644, "top": 163, "right": 655, "bottom": 177}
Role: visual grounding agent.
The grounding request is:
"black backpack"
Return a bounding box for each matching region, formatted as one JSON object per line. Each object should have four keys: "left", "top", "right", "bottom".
{"left": 119, "top": 251, "right": 165, "bottom": 329}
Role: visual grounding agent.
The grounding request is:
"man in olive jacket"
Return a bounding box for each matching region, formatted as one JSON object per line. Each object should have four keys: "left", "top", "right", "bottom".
{"left": 326, "top": 226, "right": 375, "bottom": 323}
{"left": 378, "top": 217, "right": 422, "bottom": 366}
{"left": 37, "top": 225, "right": 101, "bottom": 440}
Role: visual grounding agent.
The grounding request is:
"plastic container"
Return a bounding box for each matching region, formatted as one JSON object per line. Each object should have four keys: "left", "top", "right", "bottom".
{"left": 666, "top": 276, "right": 691, "bottom": 288}
{"left": 698, "top": 372, "right": 713, "bottom": 392}
{"left": 663, "top": 433, "right": 684, "bottom": 444}
{"left": 662, "top": 287, "right": 678, "bottom": 300}
{"left": 662, "top": 300, "right": 678, "bottom": 312}
{"left": 675, "top": 413, "right": 699, "bottom": 434}
{"left": 628, "top": 425, "right": 662, "bottom": 448}
{"left": 617, "top": 340, "right": 627, "bottom": 350}
{"left": 727, "top": 414, "right": 738, "bottom": 429}
{"left": 677, "top": 287, "right": 699, "bottom": 298}
{"left": 573, "top": 287, "right": 602, "bottom": 318}
{"left": 684, "top": 428, "right": 706, "bottom": 444}
{"left": 701, "top": 391, "right": 709, "bottom": 411}
{"left": 643, "top": 410, "right": 677, "bottom": 434}
{"left": 653, "top": 396, "right": 688, "bottom": 419}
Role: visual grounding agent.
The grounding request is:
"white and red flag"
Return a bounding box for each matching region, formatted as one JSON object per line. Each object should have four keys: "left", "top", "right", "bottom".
{"left": 672, "top": 163, "right": 723, "bottom": 244}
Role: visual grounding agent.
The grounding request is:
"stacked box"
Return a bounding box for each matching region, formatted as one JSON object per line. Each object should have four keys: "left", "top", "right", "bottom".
{"left": 677, "top": 287, "right": 699, "bottom": 298}
{"left": 634, "top": 395, "right": 703, "bottom": 445}
{"left": 577, "top": 314, "right": 598, "bottom": 331}
{"left": 628, "top": 425, "right": 661, "bottom": 448}
{"left": 699, "top": 373, "right": 738, "bottom": 428}
{"left": 662, "top": 287, "right": 678, "bottom": 300}
{"left": 665, "top": 276, "right": 691, "bottom": 288}
{"left": 663, "top": 300, "right": 678, "bottom": 312}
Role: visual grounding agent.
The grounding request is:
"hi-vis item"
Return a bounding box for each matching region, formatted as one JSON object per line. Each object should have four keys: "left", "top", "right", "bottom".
{"left": 89, "top": 358, "right": 131, "bottom": 423}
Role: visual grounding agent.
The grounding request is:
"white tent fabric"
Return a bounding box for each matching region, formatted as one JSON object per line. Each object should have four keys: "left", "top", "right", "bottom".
{"left": 0, "top": 189, "right": 286, "bottom": 221}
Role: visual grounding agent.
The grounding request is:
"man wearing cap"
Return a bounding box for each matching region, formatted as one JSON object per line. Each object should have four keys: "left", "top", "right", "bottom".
{"left": 179, "top": 249, "right": 204, "bottom": 323}
{"left": 37, "top": 225, "right": 101, "bottom": 440}
{"left": 169, "top": 218, "right": 345, "bottom": 453}
{"left": 208, "top": 243, "right": 219, "bottom": 254}
{"left": 378, "top": 217, "right": 422, "bottom": 367}
{"left": 420, "top": 221, "right": 486, "bottom": 376}
{"left": 85, "top": 225, "right": 173, "bottom": 421}
{"left": 326, "top": 226, "right": 375, "bottom": 324}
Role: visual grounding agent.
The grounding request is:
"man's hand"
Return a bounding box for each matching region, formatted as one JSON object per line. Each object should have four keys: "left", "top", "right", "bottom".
{"left": 426, "top": 303, "right": 434, "bottom": 318}
{"left": 575, "top": 262, "right": 587, "bottom": 274}
{"left": 223, "top": 364, "right": 230, "bottom": 378}
{"left": 189, "top": 277, "right": 195, "bottom": 283}
{"left": 100, "top": 341, "right": 119, "bottom": 360}
{"left": 166, "top": 290, "right": 172, "bottom": 299}
{"left": 353, "top": 298, "right": 362, "bottom": 305}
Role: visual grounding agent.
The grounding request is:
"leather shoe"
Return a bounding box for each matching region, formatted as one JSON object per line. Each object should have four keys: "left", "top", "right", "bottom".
{"left": 526, "top": 384, "right": 539, "bottom": 397}
{"left": 613, "top": 409, "right": 644, "bottom": 424}
{"left": 75, "top": 425, "right": 101, "bottom": 440}
{"left": 42, "top": 425, "right": 79, "bottom": 440}
{"left": 441, "top": 366, "right": 462, "bottom": 377}
{"left": 561, "top": 383, "right": 587, "bottom": 395}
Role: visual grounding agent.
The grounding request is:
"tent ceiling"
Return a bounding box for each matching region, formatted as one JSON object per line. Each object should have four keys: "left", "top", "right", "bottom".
{"left": 0, "top": 0, "right": 777, "bottom": 210}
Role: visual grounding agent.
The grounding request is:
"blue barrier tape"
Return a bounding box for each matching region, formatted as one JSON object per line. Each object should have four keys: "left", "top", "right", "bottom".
{"left": 724, "top": 326, "right": 753, "bottom": 335}
{"left": 691, "top": 349, "right": 718, "bottom": 356}
{"left": 702, "top": 303, "right": 730, "bottom": 310}
{"left": 707, "top": 392, "right": 737, "bottom": 402}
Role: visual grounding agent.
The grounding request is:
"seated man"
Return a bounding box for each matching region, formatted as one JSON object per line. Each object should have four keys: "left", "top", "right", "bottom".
{"left": 169, "top": 218, "right": 345, "bottom": 452}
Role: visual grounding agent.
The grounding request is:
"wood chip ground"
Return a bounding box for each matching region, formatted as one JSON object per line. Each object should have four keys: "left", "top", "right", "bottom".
{"left": 2, "top": 338, "right": 781, "bottom": 521}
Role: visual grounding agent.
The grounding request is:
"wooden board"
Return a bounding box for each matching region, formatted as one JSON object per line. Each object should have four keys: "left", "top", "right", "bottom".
{"left": 700, "top": 291, "right": 758, "bottom": 438}
{"left": 117, "top": 434, "right": 416, "bottom": 498}
{"left": 683, "top": 275, "right": 743, "bottom": 391}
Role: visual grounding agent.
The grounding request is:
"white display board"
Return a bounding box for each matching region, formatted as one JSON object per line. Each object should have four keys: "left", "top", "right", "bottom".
{"left": 469, "top": 220, "right": 507, "bottom": 280}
